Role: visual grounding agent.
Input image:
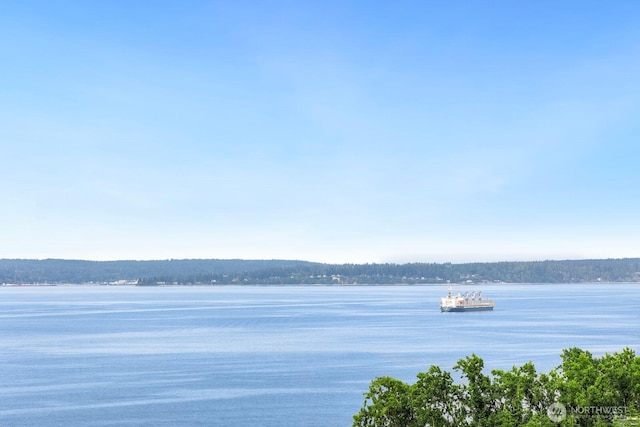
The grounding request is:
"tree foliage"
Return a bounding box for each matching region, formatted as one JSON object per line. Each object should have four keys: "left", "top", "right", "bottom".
{"left": 354, "top": 348, "right": 640, "bottom": 427}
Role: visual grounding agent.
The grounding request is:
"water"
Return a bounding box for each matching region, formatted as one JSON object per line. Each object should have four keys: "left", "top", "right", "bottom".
{"left": 0, "top": 284, "right": 638, "bottom": 426}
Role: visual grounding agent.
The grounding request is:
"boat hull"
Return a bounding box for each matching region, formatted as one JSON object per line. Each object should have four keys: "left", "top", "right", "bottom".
{"left": 441, "top": 306, "right": 494, "bottom": 312}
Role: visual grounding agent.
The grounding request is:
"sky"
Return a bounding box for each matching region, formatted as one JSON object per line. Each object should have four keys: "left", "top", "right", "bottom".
{"left": 1, "top": 1, "right": 640, "bottom": 264}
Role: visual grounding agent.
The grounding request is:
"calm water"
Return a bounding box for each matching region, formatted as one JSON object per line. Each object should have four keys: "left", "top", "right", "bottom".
{"left": 1, "top": 284, "right": 639, "bottom": 426}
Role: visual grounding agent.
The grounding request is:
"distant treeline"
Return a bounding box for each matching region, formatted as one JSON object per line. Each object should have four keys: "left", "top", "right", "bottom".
{"left": 0, "top": 259, "right": 315, "bottom": 284}
{"left": 1, "top": 258, "right": 640, "bottom": 285}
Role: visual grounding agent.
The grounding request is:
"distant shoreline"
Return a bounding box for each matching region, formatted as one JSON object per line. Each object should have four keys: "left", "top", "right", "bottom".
{"left": 3, "top": 281, "right": 640, "bottom": 287}
{"left": 2, "top": 257, "right": 639, "bottom": 286}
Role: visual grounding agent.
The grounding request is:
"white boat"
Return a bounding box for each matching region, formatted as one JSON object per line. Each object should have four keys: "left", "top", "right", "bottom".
{"left": 440, "top": 290, "right": 494, "bottom": 312}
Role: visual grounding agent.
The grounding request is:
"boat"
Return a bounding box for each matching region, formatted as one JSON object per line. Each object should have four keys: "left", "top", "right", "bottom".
{"left": 440, "top": 290, "right": 494, "bottom": 312}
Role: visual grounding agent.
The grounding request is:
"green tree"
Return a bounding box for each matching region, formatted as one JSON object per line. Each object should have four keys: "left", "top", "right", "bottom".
{"left": 353, "top": 376, "right": 414, "bottom": 427}
{"left": 454, "top": 354, "right": 498, "bottom": 425}
{"left": 353, "top": 349, "right": 640, "bottom": 427}
{"left": 410, "top": 365, "right": 463, "bottom": 426}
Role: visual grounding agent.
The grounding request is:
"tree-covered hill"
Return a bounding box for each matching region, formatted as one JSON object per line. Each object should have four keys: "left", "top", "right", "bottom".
{"left": 0, "top": 258, "right": 318, "bottom": 284}
{"left": 1, "top": 258, "right": 639, "bottom": 285}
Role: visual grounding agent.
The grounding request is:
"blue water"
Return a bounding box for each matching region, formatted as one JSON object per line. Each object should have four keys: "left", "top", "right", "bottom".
{"left": 1, "top": 284, "right": 639, "bottom": 426}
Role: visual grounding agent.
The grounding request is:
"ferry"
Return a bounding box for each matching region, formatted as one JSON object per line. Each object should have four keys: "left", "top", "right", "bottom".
{"left": 440, "top": 290, "right": 494, "bottom": 312}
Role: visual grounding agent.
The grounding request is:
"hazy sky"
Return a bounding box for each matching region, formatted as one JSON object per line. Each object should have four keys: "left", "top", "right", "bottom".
{"left": 2, "top": 1, "right": 639, "bottom": 263}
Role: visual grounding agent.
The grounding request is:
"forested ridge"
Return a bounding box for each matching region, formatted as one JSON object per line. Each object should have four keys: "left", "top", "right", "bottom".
{"left": 1, "top": 258, "right": 639, "bottom": 285}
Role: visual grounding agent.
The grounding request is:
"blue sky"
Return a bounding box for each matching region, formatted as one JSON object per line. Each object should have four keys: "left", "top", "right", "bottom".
{"left": 2, "top": 1, "right": 639, "bottom": 263}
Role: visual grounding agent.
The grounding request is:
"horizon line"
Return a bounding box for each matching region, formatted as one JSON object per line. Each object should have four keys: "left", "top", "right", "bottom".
{"left": 2, "top": 256, "right": 639, "bottom": 265}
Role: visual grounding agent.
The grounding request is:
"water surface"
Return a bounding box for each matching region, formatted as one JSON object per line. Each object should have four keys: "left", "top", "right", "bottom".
{"left": 1, "top": 284, "right": 638, "bottom": 426}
